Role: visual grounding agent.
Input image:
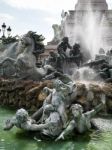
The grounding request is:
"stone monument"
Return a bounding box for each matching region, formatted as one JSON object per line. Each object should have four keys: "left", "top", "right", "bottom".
{"left": 61, "top": 0, "right": 112, "bottom": 57}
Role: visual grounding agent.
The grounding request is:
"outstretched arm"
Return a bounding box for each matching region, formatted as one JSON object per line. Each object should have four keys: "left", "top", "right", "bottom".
{"left": 25, "top": 122, "right": 52, "bottom": 131}
{"left": 55, "top": 120, "right": 76, "bottom": 141}
{"left": 85, "top": 94, "right": 106, "bottom": 118}
{"left": 86, "top": 103, "right": 103, "bottom": 118}
{"left": 4, "top": 119, "right": 14, "bottom": 131}
{"left": 31, "top": 107, "right": 43, "bottom": 121}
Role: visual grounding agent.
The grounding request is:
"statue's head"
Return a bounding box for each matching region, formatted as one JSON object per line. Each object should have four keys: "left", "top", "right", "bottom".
{"left": 71, "top": 104, "right": 83, "bottom": 118}
{"left": 16, "top": 108, "right": 29, "bottom": 123}
{"left": 20, "top": 31, "right": 45, "bottom": 53}
{"left": 53, "top": 79, "right": 64, "bottom": 90}
{"left": 62, "top": 37, "right": 69, "bottom": 43}
{"left": 73, "top": 43, "right": 80, "bottom": 50}
{"left": 19, "top": 33, "right": 33, "bottom": 50}
{"left": 53, "top": 79, "right": 72, "bottom": 96}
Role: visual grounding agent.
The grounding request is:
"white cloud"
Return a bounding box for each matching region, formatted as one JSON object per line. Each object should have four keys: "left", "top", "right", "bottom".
{"left": 44, "top": 17, "right": 60, "bottom": 25}
{"left": 3, "top": 0, "right": 77, "bottom": 12}
{"left": 2, "top": 0, "right": 112, "bottom": 13}
{"left": 0, "top": 13, "right": 14, "bottom": 21}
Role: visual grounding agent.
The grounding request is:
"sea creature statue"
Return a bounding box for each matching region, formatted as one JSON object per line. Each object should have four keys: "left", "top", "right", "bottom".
{"left": 56, "top": 93, "right": 106, "bottom": 141}
{"left": 0, "top": 31, "right": 55, "bottom": 80}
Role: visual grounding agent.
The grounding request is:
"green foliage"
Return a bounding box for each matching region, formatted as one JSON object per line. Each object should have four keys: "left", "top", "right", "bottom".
{"left": 1, "top": 36, "right": 18, "bottom": 45}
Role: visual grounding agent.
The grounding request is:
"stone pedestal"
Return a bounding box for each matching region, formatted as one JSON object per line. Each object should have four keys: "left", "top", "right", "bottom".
{"left": 40, "top": 44, "right": 57, "bottom": 60}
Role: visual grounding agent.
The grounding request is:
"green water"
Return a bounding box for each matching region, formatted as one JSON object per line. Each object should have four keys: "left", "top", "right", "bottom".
{"left": 0, "top": 107, "right": 112, "bottom": 150}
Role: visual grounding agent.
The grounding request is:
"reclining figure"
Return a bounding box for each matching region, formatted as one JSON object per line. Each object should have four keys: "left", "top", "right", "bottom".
{"left": 56, "top": 93, "right": 106, "bottom": 141}
{"left": 3, "top": 108, "right": 52, "bottom": 131}
{"left": 4, "top": 107, "right": 63, "bottom": 137}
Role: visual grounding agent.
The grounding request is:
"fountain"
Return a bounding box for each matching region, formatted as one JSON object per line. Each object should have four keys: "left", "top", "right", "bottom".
{"left": 0, "top": 0, "right": 112, "bottom": 149}
{"left": 0, "top": 24, "right": 112, "bottom": 142}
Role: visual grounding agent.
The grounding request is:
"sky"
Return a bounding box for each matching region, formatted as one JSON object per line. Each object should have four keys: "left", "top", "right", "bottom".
{"left": 0, "top": 0, "right": 112, "bottom": 44}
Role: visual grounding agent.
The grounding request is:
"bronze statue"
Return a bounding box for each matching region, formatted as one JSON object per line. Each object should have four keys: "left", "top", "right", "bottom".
{"left": 70, "top": 43, "right": 83, "bottom": 67}
{"left": 57, "top": 37, "right": 72, "bottom": 60}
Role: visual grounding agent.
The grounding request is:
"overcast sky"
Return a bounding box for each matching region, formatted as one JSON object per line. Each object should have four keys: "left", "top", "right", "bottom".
{"left": 0, "top": 0, "right": 112, "bottom": 43}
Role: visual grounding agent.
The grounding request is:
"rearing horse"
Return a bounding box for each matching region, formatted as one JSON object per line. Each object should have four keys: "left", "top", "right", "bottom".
{"left": 0, "top": 31, "right": 54, "bottom": 80}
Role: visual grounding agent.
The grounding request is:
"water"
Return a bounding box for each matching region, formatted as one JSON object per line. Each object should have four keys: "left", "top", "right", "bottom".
{"left": 0, "top": 42, "right": 18, "bottom": 62}
{"left": 72, "top": 67, "right": 97, "bottom": 81}
{"left": 0, "top": 106, "right": 112, "bottom": 150}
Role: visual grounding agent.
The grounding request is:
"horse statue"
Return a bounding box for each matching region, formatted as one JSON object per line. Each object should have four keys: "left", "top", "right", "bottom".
{"left": 0, "top": 31, "right": 55, "bottom": 80}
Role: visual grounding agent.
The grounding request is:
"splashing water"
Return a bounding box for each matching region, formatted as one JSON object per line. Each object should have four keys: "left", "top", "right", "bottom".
{"left": 75, "top": 3, "right": 103, "bottom": 59}
{"left": 0, "top": 42, "right": 18, "bottom": 62}
{"left": 72, "top": 67, "right": 97, "bottom": 81}
{"left": 64, "top": 0, "right": 111, "bottom": 60}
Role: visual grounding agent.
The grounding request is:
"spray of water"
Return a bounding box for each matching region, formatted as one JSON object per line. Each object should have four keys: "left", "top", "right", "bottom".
{"left": 64, "top": 0, "right": 111, "bottom": 60}
{"left": 72, "top": 66, "right": 98, "bottom": 82}
{"left": 0, "top": 42, "right": 18, "bottom": 62}
{"left": 74, "top": 4, "right": 104, "bottom": 59}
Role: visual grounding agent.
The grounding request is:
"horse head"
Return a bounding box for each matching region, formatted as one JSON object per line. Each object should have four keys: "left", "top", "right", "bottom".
{"left": 20, "top": 31, "right": 45, "bottom": 54}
